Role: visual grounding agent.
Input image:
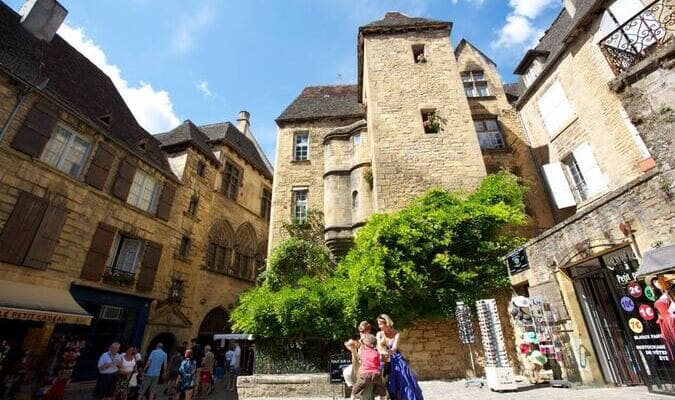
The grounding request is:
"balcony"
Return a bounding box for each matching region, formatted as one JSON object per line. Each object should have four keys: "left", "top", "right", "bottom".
{"left": 102, "top": 268, "right": 136, "bottom": 287}
{"left": 599, "top": 0, "right": 674, "bottom": 75}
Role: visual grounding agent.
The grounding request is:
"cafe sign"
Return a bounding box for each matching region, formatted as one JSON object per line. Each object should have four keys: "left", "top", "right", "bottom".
{"left": 0, "top": 306, "right": 92, "bottom": 325}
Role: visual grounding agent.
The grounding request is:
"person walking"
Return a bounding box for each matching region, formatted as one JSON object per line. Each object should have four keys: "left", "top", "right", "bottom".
{"left": 166, "top": 347, "right": 184, "bottom": 396}
{"left": 350, "top": 334, "right": 387, "bottom": 400}
{"left": 94, "top": 342, "right": 120, "bottom": 400}
{"left": 140, "top": 343, "right": 167, "bottom": 400}
{"left": 199, "top": 345, "right": 215, "bottom": 396}
{"left": 176, "top": 349, "right": 197, "bottom": 400}
{"left": 376, "top": 314, "right": 424, "bottom": 400}
{"left": 343, "top": 321, "right": 372, "bottom": 387}
{"left": 226, "top": 342, "right": 241, "bottom": 391}
{"left": 114, "top": 345, "right": 137, "bottom": 400}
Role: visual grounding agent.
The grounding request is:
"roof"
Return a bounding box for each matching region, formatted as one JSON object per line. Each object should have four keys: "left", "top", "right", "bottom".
{"left": 0, "top": 2, "right": 176, "bottom": 180}
{"left": 359, "top": 11, "right": 450, "bottom": 33}
{"left": 199, "top": 122, "right": 273, "bottom": 180}
{"left": 455, "top": 39, "right": 497, "bottom": 67}
{"left": 156, "top": 120, "right": 220, "bottom": 165}
{"left": 276, "top": 85, "right": 364, "bottom": 124}
{"left": 503, "top": 82, "right": 525, "bottom": 103}
{"left": 513, "top": 50, "right": 549, "bottom": 74}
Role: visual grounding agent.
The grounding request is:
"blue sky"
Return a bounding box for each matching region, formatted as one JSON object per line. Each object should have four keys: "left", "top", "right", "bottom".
{"left": 7, "top": 0, "right": 562, "bottom": 163}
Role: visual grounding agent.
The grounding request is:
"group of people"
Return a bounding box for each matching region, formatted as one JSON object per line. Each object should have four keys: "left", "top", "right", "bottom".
{"left": 95, "top": 339, "right": 242, "bottom": 400}
{"left": 343, "top": 314, "right": 424, "bottom": 400}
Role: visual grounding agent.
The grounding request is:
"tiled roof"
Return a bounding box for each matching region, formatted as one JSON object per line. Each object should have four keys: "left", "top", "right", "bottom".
{"left": 360, "top": 11, "right": 450, "bottom": 32}
{"left": 276, "top": 85, "right": 364, "bottom": 123}
{"left": 503, "top": 82, "right": 525, "bottom": 103}
{"left": 199, "top": 122, "right": 273, "bottom": 180}
{"left": 0, "top": 3, "right": 175, "bottom": 179}
{"left": 156, "top": 120, "right": 220, "bottom": 165}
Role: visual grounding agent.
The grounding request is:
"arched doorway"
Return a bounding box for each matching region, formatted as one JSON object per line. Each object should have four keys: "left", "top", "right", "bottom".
{"left": 146, "top": 332, "right": 177, "bottom": 358}
{"left": 198, "top": 307, "right": 231, "bottom": 345}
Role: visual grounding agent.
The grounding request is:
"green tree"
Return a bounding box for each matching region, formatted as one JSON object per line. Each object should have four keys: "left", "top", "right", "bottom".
{"left": 231, "top": 172, "right": 527, "bottom": 340}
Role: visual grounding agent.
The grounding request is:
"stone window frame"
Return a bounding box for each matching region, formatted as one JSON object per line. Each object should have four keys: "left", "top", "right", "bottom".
{"left": 106, "top": 233, "right": 143, "bottom": 276}
{"left": 186, "top": 195, "right": 199, "bottom": 217}
{"left": 127, "top": 169, "right": 160, "bottom": 213}
{"left": 221, "top": 160, "right": 242, "bottom": 201}
{"left": 293, "top": 132, "right": 310, "bottom": 161}
{"left": 261, "top": 187, "right": 272, "bottom": 221}
{"left": 39, "top": 122, "right": 94, "bottom": 179}
{"left": 292, "top": 187, "right": 308, "bottom": 224}
{"left": 461, "top": 70, "right": 489, "bottom": 97}
{"left": 352, "top": 190, "right": 359, "bottom": 209}
{"left": 196, "top": 160, "right": 207, "bottom": 177}
{"left": 178, "top": 235, "right": 191, "bottom": 258}
{"left": 473, "top": 118, "right": 506, "bottom": 150}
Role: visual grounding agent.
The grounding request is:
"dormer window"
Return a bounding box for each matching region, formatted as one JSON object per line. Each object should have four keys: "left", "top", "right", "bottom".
{"left": 412, "top": 44, "right": 426, "bottom": 63}
{"left": 462, "top": 71, "right": 489, "bottom": 97}
{"left": 98, "top": 114, "right": 112, "bottom": 127}
{"left": 523, "top": 59, "right": 543, "bottom": 87}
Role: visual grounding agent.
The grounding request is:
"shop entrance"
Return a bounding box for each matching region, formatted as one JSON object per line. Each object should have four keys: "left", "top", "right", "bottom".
{"left": 146, "top": 332, "right": 177, "bottom": 357}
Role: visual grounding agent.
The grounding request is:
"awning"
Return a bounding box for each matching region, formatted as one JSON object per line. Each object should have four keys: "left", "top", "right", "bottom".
{"left": 213, "top": 333, "right": 254, "bottom": 341}
{"left": 0, "top": 280, "right": 92, "bottom": 325}
{"left": 636, "top": 245, "right": 675, "bottom": 278}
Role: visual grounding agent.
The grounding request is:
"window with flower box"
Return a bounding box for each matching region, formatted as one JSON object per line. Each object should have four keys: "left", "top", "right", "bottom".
{"left": 462, "top": 70, "right": 489, "bottom": 97}
{"left": 474, "top": 119, "right": 505, "bottom": 150}
{"left": 421, "top": 109, "right": 441, "bottom": 134}
{"left": 103, "top": 234, "right": 142, "bottom": 286}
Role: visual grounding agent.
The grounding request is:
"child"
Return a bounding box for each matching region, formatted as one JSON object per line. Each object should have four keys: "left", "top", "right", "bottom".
{"left": 351, "top": 334, "right": 387, "bottom": 400}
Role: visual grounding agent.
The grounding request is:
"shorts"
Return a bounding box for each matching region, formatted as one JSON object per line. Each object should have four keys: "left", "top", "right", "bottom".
{"left": 352, "top": 372, "right": 387, "bottom": 398}
{"left": 199, "top": 371, "right": 212, "bottom": 385}
{"left": 139, "top": 376, "right": 160, "bottom": 396}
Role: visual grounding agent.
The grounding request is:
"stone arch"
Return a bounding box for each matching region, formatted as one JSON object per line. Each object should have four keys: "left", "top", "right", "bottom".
{"left": 146, "top": 332, "right": 177, "bottom": 356}
{"left": 234, "top": 223, "right": 257, "bottom": 281}
{"left": 198, "top": 306, "right": 231, "bottom": 344}
{"left": 206, "top": 220, "right": 235, "bottom": 272}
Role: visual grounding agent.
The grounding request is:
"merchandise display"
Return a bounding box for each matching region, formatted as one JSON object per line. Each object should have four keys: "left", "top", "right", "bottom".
{"left": 455, "top": 302, "right": 484, "bottom": 388}
{"left": 476, "top": 299, "right": 517, "bottom": 391}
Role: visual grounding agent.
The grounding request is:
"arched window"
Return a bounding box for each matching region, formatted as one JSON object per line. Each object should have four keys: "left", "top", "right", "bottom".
{"left": 352, "top": 191, "right": 359, "bottom": 209}
{"left": 255, "top": 241, "right": 268, "bottom": 276}
{"left": 206, "top": 220, "right": 234, "bottom": 273}
{"left": 234, "top": 223, "right": 257, "bottom": 281}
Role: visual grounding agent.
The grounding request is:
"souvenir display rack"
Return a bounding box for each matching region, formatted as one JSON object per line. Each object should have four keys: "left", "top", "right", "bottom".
{"left": 527, "top": 299, "right": 571, "bottom": 388}
{"left": 476, "top": 299, "right": 517, "bottom": 391}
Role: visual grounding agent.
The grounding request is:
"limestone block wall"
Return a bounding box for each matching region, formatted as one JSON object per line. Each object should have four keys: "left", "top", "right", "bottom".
{"left": 363, "top": 29, "right": 486, "bottom": 213}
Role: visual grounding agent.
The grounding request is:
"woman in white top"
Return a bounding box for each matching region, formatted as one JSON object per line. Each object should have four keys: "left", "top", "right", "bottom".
{"left": 114, "top": 345, "right": 137, "bottom": 400}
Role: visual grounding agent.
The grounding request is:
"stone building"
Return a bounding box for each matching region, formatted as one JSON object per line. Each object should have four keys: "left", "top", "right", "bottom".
{"left": 506, "top": 0, "right": 674, "bottom": 391}
{"left": 0, "top": 0, "right": 271, "bottom": 381}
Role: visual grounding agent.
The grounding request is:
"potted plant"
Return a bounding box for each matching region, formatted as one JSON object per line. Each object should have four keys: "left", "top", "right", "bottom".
{"left": 423, "top": 112, "right": 441, "bottom": 133}
{"left": 416, "top": 53, "right": 427, "bottom": 63}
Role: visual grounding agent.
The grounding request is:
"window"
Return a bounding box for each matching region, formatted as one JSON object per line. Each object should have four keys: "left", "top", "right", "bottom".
{"left": 352, "top": 191, "right": 359, "bottom": 209}
{"left": 261, "top": 188, "right": 272, "bottom": 221}
{"left": 523, "top": 59, "right": 543, "bottom": 87}
{"left": 108, "top": 235, "right": 142, "bottom": 274}
{"left": 563, "top": 143, "right": 608, "bottom": 201}
{"left": 168, "top": 279, "right": 184, "bottom": 303}
{"left": 537, "top": 80, "right": 574, "bottom": 135}
{"left": 352, "top": 133, "right": 361, "bottom": 145}
{"left": 421, "top": 109, "right": 440, "bottom": 134}
{"left": 293, "top": 133, "right": 309, "bottom": 161}
{"left": 196, "top": 161, "right": 206, "bottom": 177}
{"left": 412, "top": 44, "right": 426, "bottom": 63}
{"left": 187, "top": 196, "right": 199, "bottom": 216}
{"left": 179, "top": 236, "right": 191, "bottom": 258}
{"left": 563, "top": 156, "right": 589, "bottom": 201}
{"left": 127, "top": 171, "right": 159, "bottom": 212}
{"left": 474, "top": 119, "right": 505, "bottom": 150}
{"left": 40, "top": 125, "right": 92, "bottom": 177}
{"left": 461, "top": 71, "right": 489, "bottom": 97}
{"left": 222, "top": 162, "right": 241, "bottom": 201}
{"left": 292, "top": 189, "right": 308, "bottom": 224}
{"left": 207, "top": 242, "right": 230, "bottom": 272}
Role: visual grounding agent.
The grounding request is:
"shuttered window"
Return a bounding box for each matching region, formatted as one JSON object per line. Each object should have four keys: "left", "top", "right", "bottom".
{"left": 108, "top": 235, "right": 143, "bottom": 273}
{"left": 0, "top": 191, "right": 67, "bottom": 269}
{"left": 85, "top": 141, "right": 116, "bottom": 190}
{"left": 567, "top": 143, "right": 608, "bottom": 200}
{"left": 82, "top": 223, "right": 117, "bottom": 281}
{"left": 112, "top": 158, "right": 137, "bottom": 200}
{"left": 127, "top": 170, "right": 159, "bottom": 212}
{"left": 155, "top": 184, "right": 176, "bottom": 221}
{"left": 11, "top": 103, "right": 58, "bottom": 158}
{"left": 542, "top": 162, "right": 577, "bottom": 209}
{"left": 137, "top": 241, "right": 162, "bottom": 292}
{"left": 537, "top": 80, "right": 575, "bottom": 136}
{"left": 39, "top": 125, "right": 92, "bottom": 178}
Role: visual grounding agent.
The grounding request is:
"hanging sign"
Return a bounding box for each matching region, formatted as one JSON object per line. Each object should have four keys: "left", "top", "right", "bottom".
{"left": 506, "top": 247, "right": 529, "bottom": 275}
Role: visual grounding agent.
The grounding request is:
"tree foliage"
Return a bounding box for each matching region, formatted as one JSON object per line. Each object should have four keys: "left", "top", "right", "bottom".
{"left": 231, "top": 172, "right": 527, "bottom": 340}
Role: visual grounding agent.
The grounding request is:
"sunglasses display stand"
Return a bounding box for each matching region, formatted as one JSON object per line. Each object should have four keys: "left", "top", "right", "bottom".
{"left": 476, "top": 299, "right": 518, "bottom": 392}
{"left": 455, "top": 302, "right": 485, "bottom": 388}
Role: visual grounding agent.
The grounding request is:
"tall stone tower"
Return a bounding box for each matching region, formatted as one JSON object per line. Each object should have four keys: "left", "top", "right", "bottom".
{"left": 271, "top": 13, "right": 487, "bottom": 255}
{"left": 359, "top": 12, "right": 486, "bottom": 212}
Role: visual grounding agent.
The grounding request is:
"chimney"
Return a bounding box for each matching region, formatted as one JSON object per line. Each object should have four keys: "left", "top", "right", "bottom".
{"left": 236, "top": 110, "right": 250, "bottom": 136}
{"left": 19, "top": 0, "right": 68, "bottom": 42}
{"left": 563, "top": 0, "right": 576, "bottom": 18}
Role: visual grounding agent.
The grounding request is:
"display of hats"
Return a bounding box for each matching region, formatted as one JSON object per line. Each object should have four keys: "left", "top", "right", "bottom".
{"left": 523, "top": 331, "right": 539, "bottom": 344}
{"left": 512, "top": 296, "right": 531, "bottom": 308}
{"left": 528, "top": 350, "right": 548, "bottom": 366}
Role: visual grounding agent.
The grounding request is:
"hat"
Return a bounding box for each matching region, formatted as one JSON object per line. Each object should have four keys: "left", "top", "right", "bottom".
{"left": 512, "top": 296, "right": 531, "bottom": 308}
{"left": 523, "top": 331, "right": 539, "bottom": 344}
{"left": 527, "top": 350, "right": 547, "bottom": 366}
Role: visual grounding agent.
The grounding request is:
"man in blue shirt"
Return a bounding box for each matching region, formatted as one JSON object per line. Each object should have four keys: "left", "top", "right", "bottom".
{"left": 141, "top": 343, "right": 167, "bottom": 400}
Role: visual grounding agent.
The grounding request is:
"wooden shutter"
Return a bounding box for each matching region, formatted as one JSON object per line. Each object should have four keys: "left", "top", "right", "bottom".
{"left": 112, "top": 158, "right": 137, "bottom": 200}
{"left": 23, "top": 204, "right": 68, "bottom": 270}
{"left": 155, "top": 184, "right": 176, "bottom": 221}
{"left": 81, "top": 223, "right": 116, "bottom": 281}
{"left": 573, "top": 143, "right": 608, "bottom": 197}
{"left": 11, "top": 103, "right": 58, "bottom": 157}
{"left": 0, "top": 191, "right": 48, "bottom": 264}
{"left": 542, "top": 162, "right": 577, "bottom": 209}
{"left": 137, "top": 241, "right": 162, "bottom": 292}
{"left": 85, "top": 141, "right": 116, "bottom": 190}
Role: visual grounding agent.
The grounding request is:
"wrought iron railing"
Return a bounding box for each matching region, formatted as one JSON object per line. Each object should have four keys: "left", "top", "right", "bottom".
{"left": 599, "top": 0, "right": 674, "bottom": 74}
{"left": 102, "top": 268, "right": 135, "bottom": 287}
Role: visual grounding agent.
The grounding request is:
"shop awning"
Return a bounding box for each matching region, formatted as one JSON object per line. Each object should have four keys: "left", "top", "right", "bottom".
{"left": 636, "top": 245, "right": 675, "bottom": 278}
{"left": 213, "top": 333, "right": 254, "bottom": 341}
{"left": 0, "top": 280, "right": 92, "bottom": 325}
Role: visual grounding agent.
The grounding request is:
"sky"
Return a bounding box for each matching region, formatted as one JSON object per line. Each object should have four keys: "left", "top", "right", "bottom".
{"left": 7, "top": 0, "right": 563, "bottom": 163}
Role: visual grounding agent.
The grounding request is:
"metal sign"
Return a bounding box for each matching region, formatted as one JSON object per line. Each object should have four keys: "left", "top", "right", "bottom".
{"left": 329, "top": 353, "right": 351, "bottom": 384}
{"left": 506, "top": 247, "right": 529, "bottom": 275}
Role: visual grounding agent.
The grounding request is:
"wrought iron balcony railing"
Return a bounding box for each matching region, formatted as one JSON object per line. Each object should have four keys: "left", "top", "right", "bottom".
{"left": 599, "top": 0, "right": 674, "bottom": 75}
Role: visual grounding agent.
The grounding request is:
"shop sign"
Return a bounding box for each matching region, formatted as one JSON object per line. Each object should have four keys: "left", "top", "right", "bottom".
{"left": 506, "top": 247, "right": 529, "bottom": 275}
{"left": 0, "top": 306, "right": 91, "bottom": 325}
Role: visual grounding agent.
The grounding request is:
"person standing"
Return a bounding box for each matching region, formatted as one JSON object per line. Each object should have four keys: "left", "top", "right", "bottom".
{"left": 94, "top": 342, "right": 120, "bottom": 400}
{"left": 176, "top": 350, "right": 197, "bottom": 400}
{"left": 141, "top": 343, "right": 167, "bottom": 400}
{"left": 166, "top": 347, "right": 184, "bottom": 396}
{"left": 343, "top": 321, "right": 372, "bottom": 387}
{"left": 376, "top": 314, "right": 423, "bottom": 400}
{"left": 350, "top": 334, "right": 387, "bottom": 400}
{"left": 199, "top": 345, "right": 215, "bottom": 395}
{"left": 114, "top": 346, "right": 137, "bottom": 400}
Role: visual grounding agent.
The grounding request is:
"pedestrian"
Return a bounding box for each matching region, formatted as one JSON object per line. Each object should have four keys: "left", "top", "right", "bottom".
{"left": 350, "top": 334, "right": 387, "bottom": 400}
{"left": 224, "top": 345, "right": 234, "bottom": 374}
{"left": 166, "top": 347, "right": 184, "bottom": 396}
{"left": 227, "top": 342, "right": 241, "bottom": 391}
{"left": 199, "top": 345, "right": 215, "bottom": 395}
{"left": 140, "top": 343, "right": 166, "bottom": 400}
{"left": 114, "top": 345, "right": 137, "bottom": 400}
{"left": 94, "top": 342, "right": 120, "bottom": 400}
{"left": 376, "top": 314, "right": 423, "bottom": 400}
{"left": 176, "top": 349, "right": 196, "bottom": 400}
{"left": 343, "top": 321, "right": 372, "bottom": 387}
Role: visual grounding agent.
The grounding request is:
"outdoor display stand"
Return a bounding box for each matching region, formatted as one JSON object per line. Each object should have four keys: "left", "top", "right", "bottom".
{"left": 476, "top": 299, "right": 517, "bottom": 391}
{"left": 455, "top": 302, "right": 484, "bottom": 388}
{"left": 528, "top": 299, "right": 571, "bottom": 388}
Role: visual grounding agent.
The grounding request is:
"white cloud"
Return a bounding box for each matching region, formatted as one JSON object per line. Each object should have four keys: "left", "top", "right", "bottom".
{"left": 196, "top": 80, "right": 212, "bottom": 97}
{"left": 57, "top": 23, "right": 180, "bottom": 133}
{"left": 451, "top": 0, "right": 486, "bottom": 5}
{"left": 171, "top": 3, "right": 215, "bottom": 55}
{"left": 491, "top": 0, "right": 558, "bottom": 49}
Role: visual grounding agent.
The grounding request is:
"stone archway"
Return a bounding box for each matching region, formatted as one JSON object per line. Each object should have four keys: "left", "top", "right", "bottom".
{"left": 146, "top": 332, "right": 177, "bottom": 357}
{"left": 198, "top": 307, "right": 231, "bottom": 345}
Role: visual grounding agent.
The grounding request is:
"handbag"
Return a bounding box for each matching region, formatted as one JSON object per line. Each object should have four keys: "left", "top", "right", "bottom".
{"left": 129, "top": 372, "right": 138, "bottom": 387}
